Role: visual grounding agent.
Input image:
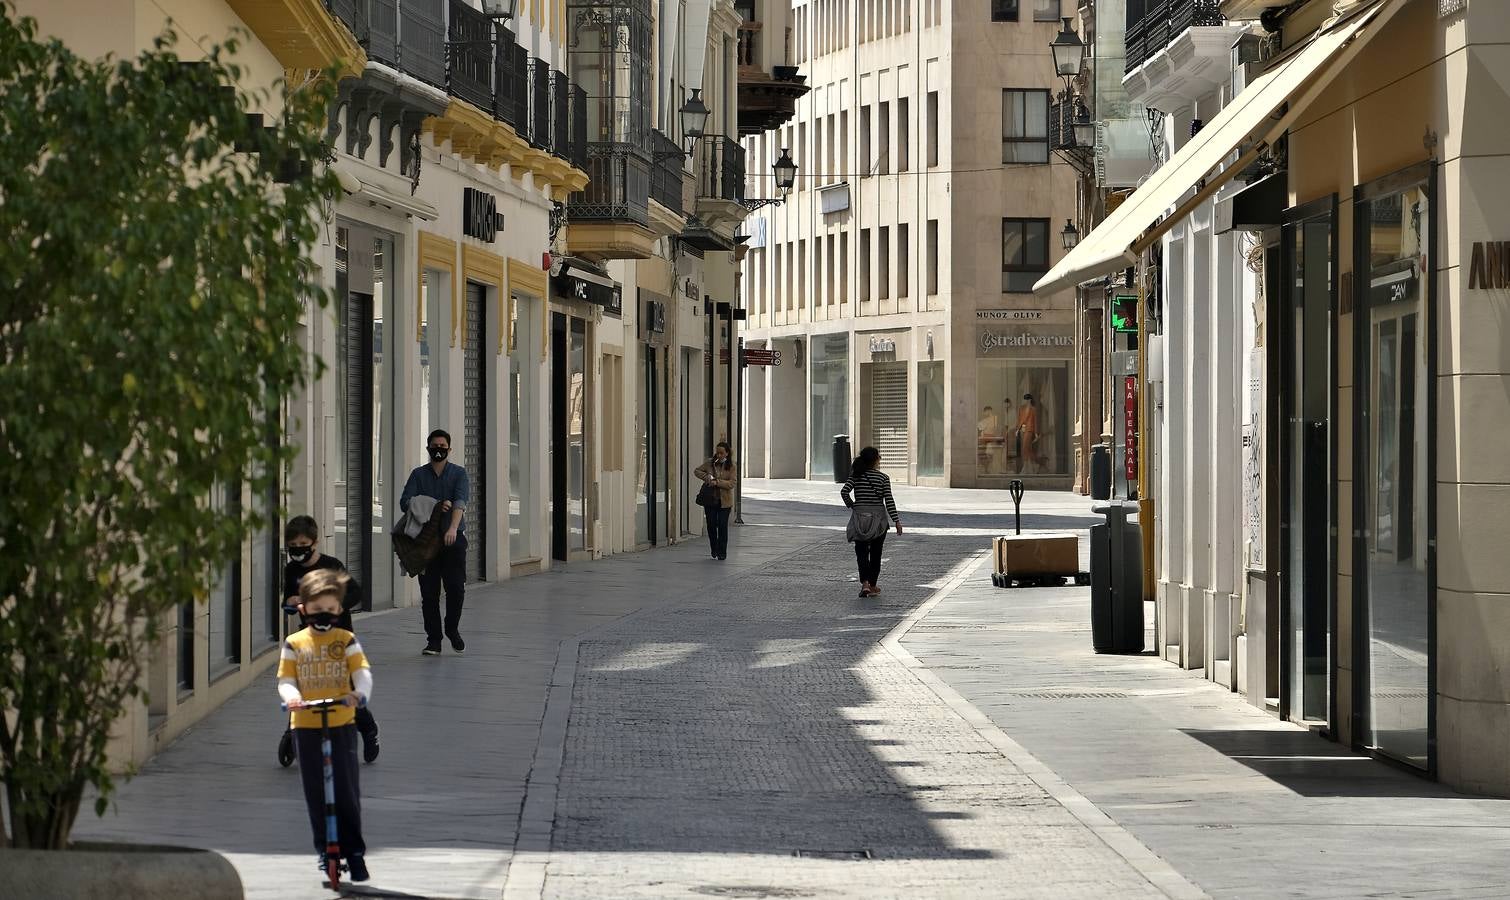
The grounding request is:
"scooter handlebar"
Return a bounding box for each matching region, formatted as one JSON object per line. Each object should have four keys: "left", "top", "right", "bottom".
{"left": 281, "top": 697, "right": 367, "bottom": 712}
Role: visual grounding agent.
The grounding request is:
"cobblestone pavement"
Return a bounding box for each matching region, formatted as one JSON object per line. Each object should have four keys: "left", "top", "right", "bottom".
{"left": 520, "top": 535, "right": 1181, "bottom": 899}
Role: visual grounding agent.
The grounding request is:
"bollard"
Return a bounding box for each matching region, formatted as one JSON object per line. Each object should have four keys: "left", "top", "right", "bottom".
{"left": 1008, "top": 479, "right": 1025, "bottom": 535}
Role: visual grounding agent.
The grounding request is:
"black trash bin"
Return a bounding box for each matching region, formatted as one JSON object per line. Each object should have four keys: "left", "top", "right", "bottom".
{"left": 1089, "top": 500, "right": 1144, "bottom": 653}
{"left": 1090, "top": 444, "right": 1112, "bottom": 501}
{"left": 832, "top": 435, "right": 852, "bottom": 483}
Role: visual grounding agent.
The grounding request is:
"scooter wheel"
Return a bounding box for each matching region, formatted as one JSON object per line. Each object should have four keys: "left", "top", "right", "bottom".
{"left": 278, "top": 731, "right": 296, "bottom": 768}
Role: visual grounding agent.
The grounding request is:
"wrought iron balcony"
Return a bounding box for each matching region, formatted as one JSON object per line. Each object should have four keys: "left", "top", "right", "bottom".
{"left": 569, "top": 142, "right": 652, "bottom": 227}
{"left": 507, "top": 42, "right": 530, "bottom": 137}
{"left": 569, "top": 85, "right": 588, "bottom": 170}
{"left": 552, "top": 71, "right": 570, "bottom": 161}
{"left": 1048, "top": 96, "right": 1070, "bottom": 151}
{"left": 1125, "top": 0, "right": 1222, "bottom": 74}
{"left": 531, "top": 61, "right": 551, "bottom": 152}
{"left": 698, "top": 136, "right": 745, "bottom": 202}
{"left": 649, "top": 130, "right": 684, "bottom": 215}
{"left": 327, "top": 0, "right": 446, "bottom": 86}
{"left": 447, "top": 0, "right": 493, "bottom": 110}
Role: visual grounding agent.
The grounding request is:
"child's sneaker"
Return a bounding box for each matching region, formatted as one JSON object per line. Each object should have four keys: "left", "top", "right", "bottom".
{"left": 347, "top": 855, "right": 370, "bottom": 882}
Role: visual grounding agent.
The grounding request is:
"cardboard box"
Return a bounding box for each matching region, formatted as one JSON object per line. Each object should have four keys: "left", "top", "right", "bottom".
{"left": 993, "top": 533, "right": 1079, "bottom": 577}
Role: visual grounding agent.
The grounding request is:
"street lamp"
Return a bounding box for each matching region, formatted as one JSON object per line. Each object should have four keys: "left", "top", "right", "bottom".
{"left": 481, "top": 0, "right": 519, "bottom": 19}
{"left": 681, "top": 88, "right": 711, "bottom": 142}
{"left": 740, "top": 148, "right": 799, "bottom": 211}
{"left": 772, "top": 148, "right": 797, "bottom": 192}
{"left": 1050, "top": 17, "right": 1087, "bottom": 81}
{"left": 1072, "top": 100, "right": 1095, "bottom": 149}
{"left": 1061, "top": 219, "right": 1080, "bottom": 251}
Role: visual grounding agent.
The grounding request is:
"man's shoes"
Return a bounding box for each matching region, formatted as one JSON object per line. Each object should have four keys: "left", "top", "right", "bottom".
{"left": 718, "top": 554, "right": 726, "bottom": 561}
{"left": 422, "top": 643, "right": 442, "bottom": 656}
{"left": 346, "top": 854, "right": 370, "bottom": 882}
{"left": 363, "top": 734, "right": 380, "bottom": 763}
{"left": 447, "top": 631, "right": 466, "bottom": 654}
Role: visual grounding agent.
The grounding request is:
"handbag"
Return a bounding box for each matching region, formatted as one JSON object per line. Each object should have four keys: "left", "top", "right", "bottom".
{"left": 846, "top": 503, "right": 889, "bottom": 542}
{"left": 696, "top": 482, "right": 720, "bottom": 508}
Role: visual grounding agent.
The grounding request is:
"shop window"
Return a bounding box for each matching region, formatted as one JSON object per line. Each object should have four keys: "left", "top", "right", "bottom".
{"left": 917, "top": 360, "right": 945, "bottom": 476}
{"left": 926, "top": 91, "right": 939, "bottom": 167}
{"left": 1002, "top": 88, "right": 1049, "bottom": 164}
{"left": 1002, "top": 217, "right": 1049, "bottom": 292}
{"left": 809, "top": 333, "right": 851, "bottom": 478}
{"left": 974, "top": 359, "right": 1070, "bottom": 475}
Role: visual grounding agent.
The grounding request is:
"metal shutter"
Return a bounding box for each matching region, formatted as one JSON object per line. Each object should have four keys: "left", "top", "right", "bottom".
{"left": 464, "top": 283, "right": 485, "bottom": 582}
{"left": 870, "top": 362, "right": 909, "bottom": 470}
{"left": 344, "top": 290, "right": 373, "bottom": 602}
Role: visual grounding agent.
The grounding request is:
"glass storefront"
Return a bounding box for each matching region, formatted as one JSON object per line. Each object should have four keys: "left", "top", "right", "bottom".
{"left": 1357, "top": 172, "right": 1433, "bottom": 770}
{"left": 568, "top": 321, "right": 587, "bottom": 551}
{"left": 809, "top": 333, "right": 850, "bottom": 479}
{"left": 973, "top": 359, "right": 1071, "bottom": 476}
{"left": 509, "top": 293, "right": 539, "bottom": 562}
{"left": 916, "top": 360, "right": 945, "bottom": 477}
{"left": 1282, "top": 202, "right": 1335, "bottom": 726}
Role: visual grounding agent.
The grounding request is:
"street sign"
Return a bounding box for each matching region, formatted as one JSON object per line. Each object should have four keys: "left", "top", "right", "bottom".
{"left": 1123, "top": 375, "right": 1138, "bottom": 482}
{"left": 741, "top": 348, "right": 782, "bottom": 367}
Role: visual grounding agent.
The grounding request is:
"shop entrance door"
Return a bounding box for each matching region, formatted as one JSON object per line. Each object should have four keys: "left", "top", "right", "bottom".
{"left": 550, "top": 313, "right": 588, "bottom": 561}
{"left": 550, "top": 312, "right": 568, "bottom": 561}
{"left": 1355, "top": 169, "right": 1434, "bottom": 772}
{"left": 866, "top": 361, "right": 910, "bottom": 471}
{"left": 1279, "top": 199, "right": 1335, "bottom": 727}
{"left": 463, "top": 281, "right": 486, "bottom": 582}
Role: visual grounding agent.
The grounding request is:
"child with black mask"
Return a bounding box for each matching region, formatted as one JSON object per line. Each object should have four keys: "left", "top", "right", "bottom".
{"left": 279, "top": 516, "right": 380, "bottom": 765}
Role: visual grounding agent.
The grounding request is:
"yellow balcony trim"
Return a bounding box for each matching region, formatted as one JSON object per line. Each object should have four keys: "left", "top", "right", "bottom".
{"left": 226, "top": 0, "right": 366, "bottom": 76}
{"left": 461, "top": 245, "right": 507, "bottom": 352}
{"left": 565, "top": 222, "right": 658, "bottom": 260}
{"left": 417, "top": 232, "right": 458, "bottom": 346}
{"left": 508, "top": 257, "right": 549, "bottom": 299}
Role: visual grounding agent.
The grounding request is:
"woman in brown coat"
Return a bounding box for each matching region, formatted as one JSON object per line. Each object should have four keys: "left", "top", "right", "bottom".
{"left": 694, "top": 441, "right": 737, "bottom": 560}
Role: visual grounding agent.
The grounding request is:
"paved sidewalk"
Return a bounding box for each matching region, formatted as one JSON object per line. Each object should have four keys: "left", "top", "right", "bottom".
{"left": 76, "top": 523, "right": 824, "bottom": 900}
{"left": 903, "top": 554, "right": 1510, "bottom": 898}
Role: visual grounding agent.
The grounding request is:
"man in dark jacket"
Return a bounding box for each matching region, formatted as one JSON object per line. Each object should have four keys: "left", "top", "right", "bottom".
{"left": 400, "top": 429, "right": 470, "bottom": 656}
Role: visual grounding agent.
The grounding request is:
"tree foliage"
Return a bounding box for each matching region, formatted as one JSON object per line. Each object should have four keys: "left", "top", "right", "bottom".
{"left": 0, "top": 6, "right": 336, "bottom": 849}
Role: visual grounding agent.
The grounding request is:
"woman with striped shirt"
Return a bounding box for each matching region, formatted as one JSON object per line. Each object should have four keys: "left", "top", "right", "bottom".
{"left": 841, "top": 446, "right": 903, "bottom": 597}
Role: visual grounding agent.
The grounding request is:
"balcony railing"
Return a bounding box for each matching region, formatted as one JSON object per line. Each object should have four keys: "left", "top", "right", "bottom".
{"left": 1048, "top": 97, "right": 1069, "bottom": 150}
{"left": 570, "top": 85, "right": 588, "bottom": 170}
{"left": 510, "top": 43, "right": 531, "bottom": 140}
{"left": 399, "top": 0, "right": 446, "bottom": 88}
{"left": 649, "top": 130, "right": 684, "bottom": 215}
{"left": 1125, "top": 0, "right": 1223, "bottom": 74}
{"left": 553, "top": 71, "right": 570, "bottom": 158}
{"left": 698, "top": 136, "right": 745, "bottom": 202}
{"left": 531, "top": 60, "right": 551, "bottom": 151}
{"left": 447, "top": 0, "right": 493, "bottom": 110}
{"left": 737, "top": 21, "right": 760, "bottom": 68}
{"left": 570, "top": 142, "right": 652, "bottom": 226}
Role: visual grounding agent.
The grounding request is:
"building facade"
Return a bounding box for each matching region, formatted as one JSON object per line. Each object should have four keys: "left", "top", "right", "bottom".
{"left": 1045, "top": 0, "right": 1510, "bottom": 795}
{"left": 18, "top": 0, "right": 803, "bottom": 770}
{"left": 738, "top": 0, "right": 1081, "bottom": 487}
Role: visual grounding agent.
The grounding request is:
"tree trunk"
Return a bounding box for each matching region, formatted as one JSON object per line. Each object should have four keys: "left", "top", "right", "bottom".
{"left": 6, "top": 780, "right": 83, "bottom": 850}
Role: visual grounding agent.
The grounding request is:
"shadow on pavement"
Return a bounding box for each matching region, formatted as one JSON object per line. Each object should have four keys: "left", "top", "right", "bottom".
{"left": 1179, "top": 729, "right": 1460, "bottom": 799}
{"left": 740, "top": 498, "right": 1099, "bottom": 533}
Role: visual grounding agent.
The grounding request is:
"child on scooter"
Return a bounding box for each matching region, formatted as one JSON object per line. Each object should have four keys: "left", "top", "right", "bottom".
{"left": 280, "top": 515, "right": 380, "bottom": 765}
{"left": 277, "top": 568, "right": 373, "bottom": 883}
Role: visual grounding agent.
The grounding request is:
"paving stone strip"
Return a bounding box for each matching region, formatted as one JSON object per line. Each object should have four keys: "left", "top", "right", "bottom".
{"left": 515, "top": 535, "right": 1176, "bottom": 899}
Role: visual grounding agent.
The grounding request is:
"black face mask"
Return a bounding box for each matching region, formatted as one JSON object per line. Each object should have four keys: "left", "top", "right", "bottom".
{"left": 308, "top": 611, "right": 341, "bottom": 632}
{"left": 428, "top": 446, "right": 449, "bottom": 463}
{"left": 287, "top": 546, "right": 313, "bottom": 564}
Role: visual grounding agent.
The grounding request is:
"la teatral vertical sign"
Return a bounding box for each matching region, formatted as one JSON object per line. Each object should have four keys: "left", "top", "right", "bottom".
{"left": 1124, "top": 376, "right": 1138, "bottom": 483}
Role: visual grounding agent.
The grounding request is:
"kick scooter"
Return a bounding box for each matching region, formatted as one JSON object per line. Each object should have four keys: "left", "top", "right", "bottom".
{"left": 283, "top": 696, "right": 360, "bottom": 892}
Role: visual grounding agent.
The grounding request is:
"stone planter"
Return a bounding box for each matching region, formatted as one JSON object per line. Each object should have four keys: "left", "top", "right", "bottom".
{"left": 0, "top": 842, "right": 242, "bottom": 900}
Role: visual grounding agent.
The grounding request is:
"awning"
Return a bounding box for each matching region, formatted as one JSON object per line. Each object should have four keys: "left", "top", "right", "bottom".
{"left": 554, "top": 264, "right": 623, "bottom": 316}
{"left": 1033, "top": 0, "right": 1405, "bottom": 295}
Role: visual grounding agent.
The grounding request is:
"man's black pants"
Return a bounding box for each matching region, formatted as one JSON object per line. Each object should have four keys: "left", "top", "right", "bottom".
{"left": 855, "top": 535, "right": 886, "bottom": 587}
{"left": 419, "top": 533, "right": 467, "bottom": 645}
{"left": 706, "top": 506, "right": 730, "bottom": 558}
{"left": 294, "top": 724, "right": 365, "bottom": 858}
